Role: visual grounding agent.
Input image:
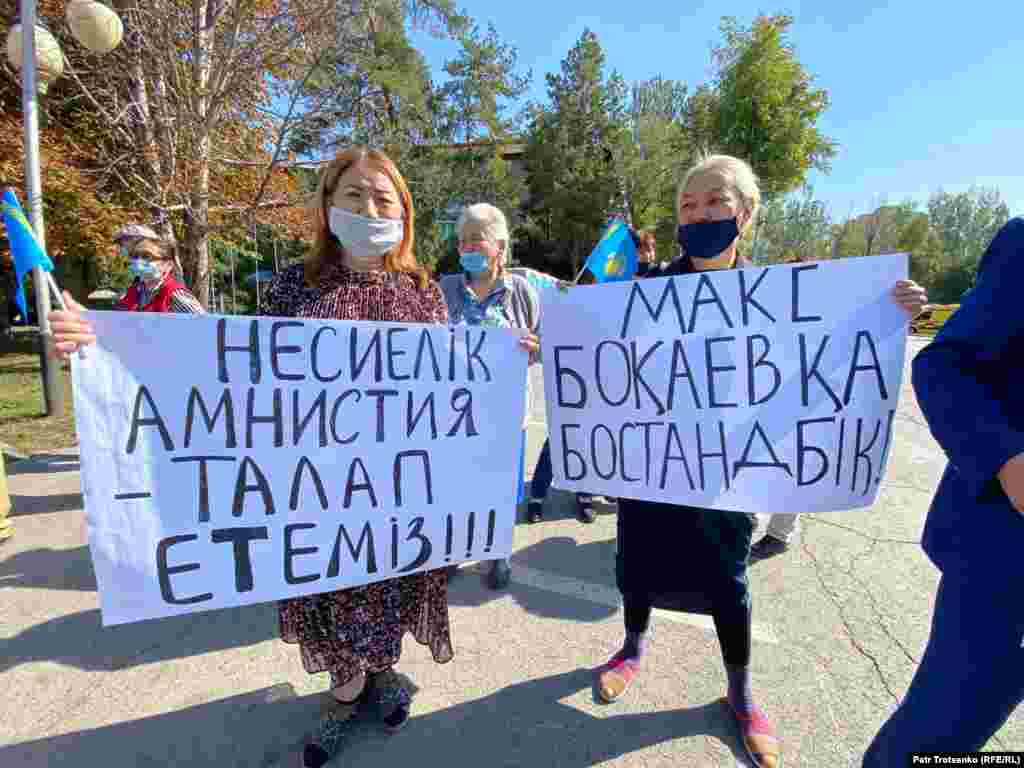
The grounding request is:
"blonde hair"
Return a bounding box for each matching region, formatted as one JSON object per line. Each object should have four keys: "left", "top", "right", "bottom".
{"left": 677, "top": 154, "right": 761, "bottom": 236}
{"left": 457, "top": 203, "right": 510, "bottom": 264}
{"left": 306, "top": 146, "right": 427, "bottom": 289}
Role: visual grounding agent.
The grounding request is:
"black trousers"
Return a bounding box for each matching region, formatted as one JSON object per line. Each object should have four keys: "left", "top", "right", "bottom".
{"left": 623, "top": 590, "right": 752, "bottom": 666}
{"left": 616, "top": 499, "right": 755, "bottom": 668}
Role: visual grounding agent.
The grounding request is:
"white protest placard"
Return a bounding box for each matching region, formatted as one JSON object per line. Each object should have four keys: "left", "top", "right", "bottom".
{"left": 541, "top": 254, "right": 909, "bottom": 514}
{"left": 71, "top": 313, "right": 527, "bottom": 626}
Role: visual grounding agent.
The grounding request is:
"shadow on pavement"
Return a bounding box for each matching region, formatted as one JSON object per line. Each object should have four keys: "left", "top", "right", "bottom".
{"left": 0, "top": 603, "right": 277, "bottom": 674}
{"left": 0, "top": 544, "right": 97, "bottom": 591}
{"left": 447, "top": 534, "right": 619, "bottom": 624}
{"left": 0, "top": 683, "right": 316, "bottom": 768}
{"left": 10, "top": 492, "right": 83, "bottom": 515}
{"left": 7, "top": 452, "right": 81, "bottom": 475}
{"left": 0, "top": 668, "right": 750, "bottom": 768}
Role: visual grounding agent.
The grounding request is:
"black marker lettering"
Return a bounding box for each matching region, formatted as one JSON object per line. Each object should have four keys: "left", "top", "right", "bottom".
{"left": 245, "top": 387, "right": 284, "bottom": 448}
{"left": 733, "top": 421, "right": 792, "bottom": 479}
{"left": 311, "top": 326, "right": 342, "bottom": 382}
{"left": 156, "top": 534, "right": 212, "bottom": 605}
{"left": 292, "top": 390, "right": 328, "bottom": 448}
{"left": 217, "top": 318, "right": 261, "bottom": 384}
{"left": 289, "top": 456, "right": 328, "bottom": 511}
{"left": 394, "top": 450, "right": 433, "bottom": 506}
{"left": 447, "top": 388, "right": 479, "bottom": 437}
{"left": 343, "top": 458, "right": 378, "bottom": 508}
{"left": 350, "top": 327, "right": 382, "bottom": 383}
{"left": 330, "top": 389, "right": 361, "bottom": 444}
{"left": 738, "top": 269, "right": 775, "bottom": 325}
{"left": 185, "top": 387, "right": 237, "bottom": 449}
{"left": 791, "top": 265, "right": 822, "bottom": 323}
{"left": 799, "top": 334, "right": 842, "bottom": 413}
{"left": 327, "top": 523, "right": 377, "bottom": 577}
{"left": 620, "top": 278, "right": 686, "bottom": 338}
{"left": 270, "top": 321, "right": 305, "bottom": 381}
{"left": 283, "top": 523, "right": 319, "bottom": 585}
{"left": 796, "top": 417, "right": 835, "bottom": 486}
{"left": 171, "top": 455, "right": 236, "bottom": 523}
{"left": 212, "top": 526, "right": 268, "bottom": 592}
{"left": 554, "top": 346, "right": 587, "bottom": 408}
{"left": 232, "top": 456, "right": 276, "bottom": 517}
{"left": 127, "top": 385, "right": 174, "bottom": 453}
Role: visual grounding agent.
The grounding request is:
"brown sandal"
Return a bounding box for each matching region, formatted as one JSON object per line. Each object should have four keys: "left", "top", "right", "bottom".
{"left": 596, "top": 651, "right": 641, "bottom": 703}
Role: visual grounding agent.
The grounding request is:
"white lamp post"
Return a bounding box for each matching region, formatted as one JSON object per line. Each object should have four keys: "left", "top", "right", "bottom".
{"left": 5, "top": 0, "right": 124, "bottom": 417}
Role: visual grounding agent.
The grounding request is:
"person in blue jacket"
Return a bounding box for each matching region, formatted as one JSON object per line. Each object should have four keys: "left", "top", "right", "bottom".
{"left": 863, "top": 218, "right": 1024, "bottom": 765}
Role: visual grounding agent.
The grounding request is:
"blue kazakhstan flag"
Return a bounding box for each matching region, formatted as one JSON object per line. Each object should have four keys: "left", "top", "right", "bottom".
{"left": 583, "top": 218, "right": 638, "bottom": 283}
{"left": 2, "top": 188, "right": 53, "bottom": 316}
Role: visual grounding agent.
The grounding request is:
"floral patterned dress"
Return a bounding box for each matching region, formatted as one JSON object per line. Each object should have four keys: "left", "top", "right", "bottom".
{"left": 260, "top": 261, "right": 454, "bottom": 687}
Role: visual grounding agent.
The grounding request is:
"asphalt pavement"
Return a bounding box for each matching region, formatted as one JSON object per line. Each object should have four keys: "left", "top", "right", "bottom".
{"left": 1, "top": 336, "right": 1021, "bottom": 767}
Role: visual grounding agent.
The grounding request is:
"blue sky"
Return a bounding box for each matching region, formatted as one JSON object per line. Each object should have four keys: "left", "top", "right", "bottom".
{"left": 411, "top": 1, "right": 1024, "bottom": 219}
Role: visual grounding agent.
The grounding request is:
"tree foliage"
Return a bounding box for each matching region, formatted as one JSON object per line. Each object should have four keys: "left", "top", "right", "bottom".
{"left": 710, "top": 15, "right": 837, "bottom": 197}
{"left": 756, "top": 186, "right": 832, "bottom": 264}
{"left": 521, "top": 30, "right": 631, "bottom": 275}
{"left": 927, "top": 187, "right": 1010, "bottom": 268}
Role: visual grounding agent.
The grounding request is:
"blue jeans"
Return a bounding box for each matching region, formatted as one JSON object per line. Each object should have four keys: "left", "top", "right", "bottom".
{"left": 862, "top": 574, "right": 1024, "bottom": 765}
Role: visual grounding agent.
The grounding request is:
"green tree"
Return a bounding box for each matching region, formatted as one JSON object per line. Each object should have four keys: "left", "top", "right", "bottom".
{"left": 710, "top": 15, "right": 837, "bottom": 197}
{"left": 897, "top": 213, "right": 945, "bottom": 290}
{"left": 755, "top": 186, "right": 831, "bottom": 263}
{"left": 289, "top": 6, "right": 529, "bottom": 273}
{"left": 522, "top": 29, "right": 631, "bottom": 274}
{"left": 927, "top": 187, "right": 1010, "bottom": 268}
{"left": 621, "top": 77, "right": 690, "bottom": 234}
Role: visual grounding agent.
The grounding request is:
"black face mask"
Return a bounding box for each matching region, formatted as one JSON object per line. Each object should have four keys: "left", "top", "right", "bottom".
{"left": 677, "top": 218, "right": 740, "bottom": 260}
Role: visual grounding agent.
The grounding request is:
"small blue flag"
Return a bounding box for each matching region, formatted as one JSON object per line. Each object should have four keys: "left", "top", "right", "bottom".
{"left": 2, "top": 188, "right": 53, "bottom": 317}
{"left": 583, "top": 218, "right": 637, "bottom": 283}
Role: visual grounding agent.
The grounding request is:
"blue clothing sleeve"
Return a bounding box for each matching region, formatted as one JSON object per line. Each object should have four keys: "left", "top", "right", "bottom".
{"left": 911, "top": 218, "right": 1024, "bottom": 500}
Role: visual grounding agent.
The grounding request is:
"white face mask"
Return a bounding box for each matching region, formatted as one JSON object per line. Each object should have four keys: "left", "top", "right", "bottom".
{"left": 328, "top": 207, "right": 404, "bottom": 270}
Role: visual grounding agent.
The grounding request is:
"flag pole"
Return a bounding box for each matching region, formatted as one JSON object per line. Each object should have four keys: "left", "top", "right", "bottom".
{"left": 21, "top": 0, "right": 64, "bottom": 417}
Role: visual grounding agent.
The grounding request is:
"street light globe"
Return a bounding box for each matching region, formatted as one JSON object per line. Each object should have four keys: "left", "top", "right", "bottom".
{"left": 5, "top": 23, "right": 64, "bottom": 94}
{"left": 66, "top": 0, "right": 123, "bottom": 54}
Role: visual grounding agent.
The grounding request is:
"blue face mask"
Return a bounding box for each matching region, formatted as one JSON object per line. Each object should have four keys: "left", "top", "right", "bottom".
{"left": 459, "top": 251, "right": 489, "bottom": 274}
{"left": 677, "top": 218, "right": 740, "bottom": 260}
{"left": 129, "top": 258, "right": 160, "bottom": 280}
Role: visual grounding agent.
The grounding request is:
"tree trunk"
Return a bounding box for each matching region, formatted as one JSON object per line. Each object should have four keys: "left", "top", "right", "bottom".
{"left": 189, "top": 0, "right": 213, "bottom": 308}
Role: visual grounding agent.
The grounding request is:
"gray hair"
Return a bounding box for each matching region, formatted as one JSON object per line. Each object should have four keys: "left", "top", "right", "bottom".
{"left": 457, "top": 203, "right": 510, "bottom": 262}
{"left": 677, "top": 154, "right": 761, "bottom": 235}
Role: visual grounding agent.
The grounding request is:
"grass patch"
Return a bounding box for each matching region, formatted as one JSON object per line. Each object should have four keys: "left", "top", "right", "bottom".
{"left": 0, "top": 328, "right": 76, "bottom": 455}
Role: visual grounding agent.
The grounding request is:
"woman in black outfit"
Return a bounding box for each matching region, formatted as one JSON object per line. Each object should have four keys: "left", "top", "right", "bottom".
{"left": 596, "top": 153, "right": 928, "bottom": 768}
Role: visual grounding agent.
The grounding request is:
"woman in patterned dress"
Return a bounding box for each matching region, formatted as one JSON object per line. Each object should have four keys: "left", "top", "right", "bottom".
{"left": 48, "top": 148, "right": 456, "bottom": 765}
{"left": 258, "top": 147, "right": 455, "bottom": 767}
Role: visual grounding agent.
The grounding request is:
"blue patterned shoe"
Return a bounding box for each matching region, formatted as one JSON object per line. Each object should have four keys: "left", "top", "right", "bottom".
{"left": 367, "top": 669, "right": 412, "bottom": 732}
{"left": 302, "top": 699, "right": 359, "bottom": 767}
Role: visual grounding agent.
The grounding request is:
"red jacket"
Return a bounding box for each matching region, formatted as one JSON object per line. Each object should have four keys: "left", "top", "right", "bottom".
{"left": 116, "top": 276, "right": 185, "bottom": 312}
